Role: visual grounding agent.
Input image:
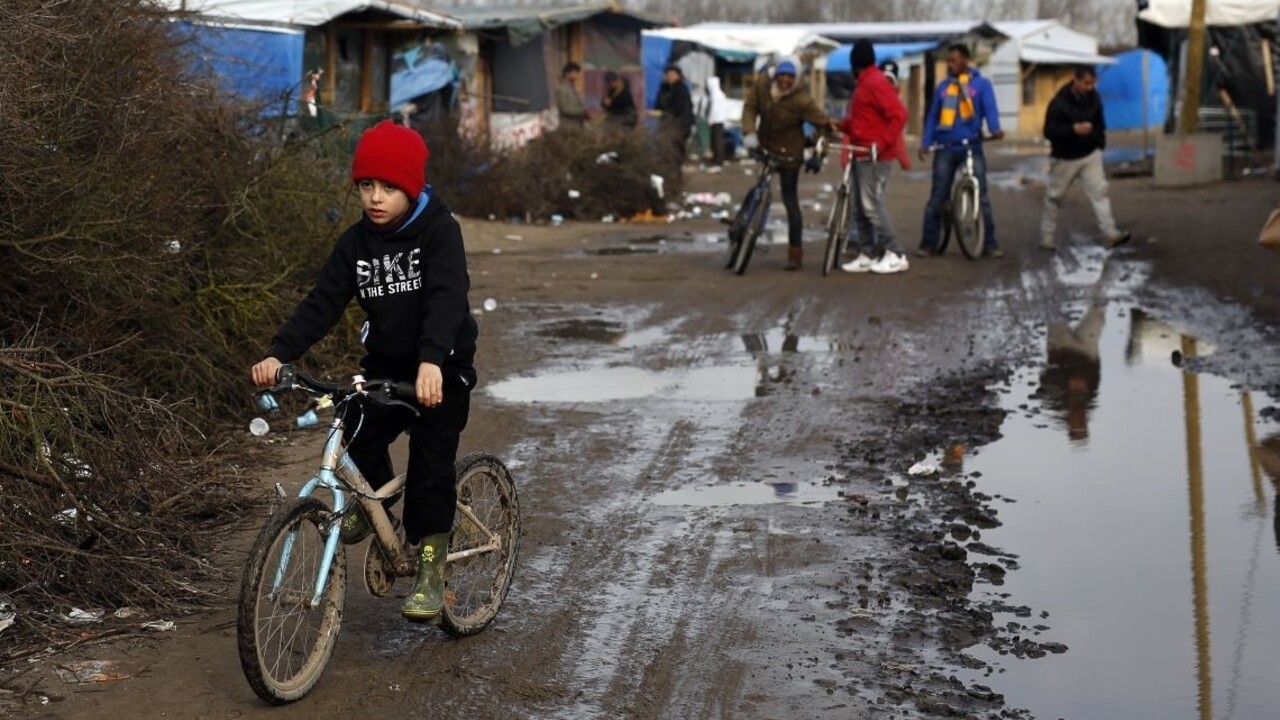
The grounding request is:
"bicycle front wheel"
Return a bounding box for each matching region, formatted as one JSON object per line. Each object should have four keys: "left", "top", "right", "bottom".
{"left": 733, "top": 185, "right": 771, "bottom": 276}
{"left": 237, "top": 497, "right": 346, "bottom": 704}
{"left": 952, "top": 178, "right": 984, "bottom": 260}
{"left": 440, "top": 452, "right": 521, "bottom": 638}
{"left": 823, "top": 185, "right": 851, "bottom": 276}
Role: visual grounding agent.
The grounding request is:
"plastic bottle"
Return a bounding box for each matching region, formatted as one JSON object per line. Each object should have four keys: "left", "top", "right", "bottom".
{"left": 249, "top": 418, "right": 270, "bottom": 436}
{"left": 296, "top": 409, "right": 319, "bottom": 428}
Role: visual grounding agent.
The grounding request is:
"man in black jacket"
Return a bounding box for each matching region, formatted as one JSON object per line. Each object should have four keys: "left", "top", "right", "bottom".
{"left": 1040, "top": 66, "right": 1130, "bottom": 251}
{"left": 653, "top": 64, "right": 694, "bottom": 161}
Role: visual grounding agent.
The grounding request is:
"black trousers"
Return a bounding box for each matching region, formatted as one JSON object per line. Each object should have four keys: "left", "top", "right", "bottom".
{"left": 345, "top": 375, "right": 470, "bottom": 544}
{"left": 710, "top": 123, "right": 725, "bottom": 165}
{"left": 778, "top": 166, "right": 803, "bottom": 247}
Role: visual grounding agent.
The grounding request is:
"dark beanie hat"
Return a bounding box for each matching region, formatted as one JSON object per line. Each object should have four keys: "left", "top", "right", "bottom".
{"left": 850, "top": 39, "right": 876, "bottom": 71}
{"left": 351, "top": 120, "right": 429, "bottom": 197}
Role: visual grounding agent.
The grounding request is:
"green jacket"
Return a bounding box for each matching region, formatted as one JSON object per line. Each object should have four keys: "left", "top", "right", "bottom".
{"left": 741, "top": 74, "right": 829, "bottom": 160}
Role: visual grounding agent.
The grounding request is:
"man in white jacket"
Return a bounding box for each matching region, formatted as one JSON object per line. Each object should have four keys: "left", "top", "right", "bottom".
{"left": 705, "top": 76, "right": 729, "bottom": 166}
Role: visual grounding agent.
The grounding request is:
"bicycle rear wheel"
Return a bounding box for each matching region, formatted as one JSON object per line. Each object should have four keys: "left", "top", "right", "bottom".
{"left": 440, "top": 452, "right": 521, "bottom": 638}
{"left": 822, "top": 185, "right": 850, "bottom": 276}
{"left": 733, "top": 185, "right": 771, "bottom": 276}
{"left": 238, "top": 497, "right": 345, "bottom": 704}
{"left": 952, "top": 178, "right": 984, "bottom": 260}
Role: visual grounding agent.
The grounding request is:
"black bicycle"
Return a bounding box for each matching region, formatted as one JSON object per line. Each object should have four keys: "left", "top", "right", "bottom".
{"left": 725, "top": 149, "right": 793, "bottom": 276}
{"left": 818, "top": 139, "right": 877, "bottom": 276}
{"left": 927, "top": 136, "right": 995, "bottom": 260}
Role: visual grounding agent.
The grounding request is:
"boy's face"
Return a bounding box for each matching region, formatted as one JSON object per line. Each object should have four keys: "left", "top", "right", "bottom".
{"left": 357, "top": 179, "right": 411, "bottom": 225}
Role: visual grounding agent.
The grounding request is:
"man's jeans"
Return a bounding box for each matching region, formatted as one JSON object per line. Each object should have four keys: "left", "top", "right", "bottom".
{"left": 848, "top": 161, "right": 901, "bottom": 257}
{"left": 921, "top": 144, "right": 997, "bottom": 251}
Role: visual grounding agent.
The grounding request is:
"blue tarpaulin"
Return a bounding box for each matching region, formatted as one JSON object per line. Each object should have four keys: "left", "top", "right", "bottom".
{"left": 177, "top": 21, "right": 304, "bottom": 113}
{"left": 642, "top": 34, "right": 675, "bottom": 109}
{"left": 825, "top": 42, "right": 938, "bottom": 74}
{"left": 1097, "top": 49, "right": 1168, "bottom": 130}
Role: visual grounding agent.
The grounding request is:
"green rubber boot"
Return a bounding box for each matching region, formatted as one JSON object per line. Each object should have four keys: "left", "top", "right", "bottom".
{"left": 400, "top": 532, "right": 449, "bottom": 623}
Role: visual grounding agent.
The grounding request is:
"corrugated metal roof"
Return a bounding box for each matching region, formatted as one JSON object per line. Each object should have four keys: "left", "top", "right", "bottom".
{"left": 690, "top": 21, "right": 977, "bottom": 44}
{"left": 443, "top": 2, "right": 664, "bottom": 31}
{"left": 159, "top": 1, "right": 459, "bottom": 29}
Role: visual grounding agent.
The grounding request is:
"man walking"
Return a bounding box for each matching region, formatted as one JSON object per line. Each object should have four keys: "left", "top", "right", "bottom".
{"left": 918, "top": 44, "right": 1004, "bottom": 258}
{"left": 1040, "top": 66, "right": 1131, "bottom": 251}
{"left": 839, "top": 39, "right": 910, "bottom": 275}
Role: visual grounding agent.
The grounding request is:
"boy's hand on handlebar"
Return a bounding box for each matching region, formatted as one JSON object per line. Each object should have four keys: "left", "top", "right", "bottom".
{"left": 252, "top": 357, "right": 283, "bottom": 388}
{"left": 417, "top": 362, "right": 443, "bottom": 408}
{"left": 917, "top": 145, "right": 929, "bottom": 162}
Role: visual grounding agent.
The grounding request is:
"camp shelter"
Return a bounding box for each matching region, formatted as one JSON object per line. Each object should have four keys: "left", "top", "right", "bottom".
{"left": 1137, "top": 0, "right": 1280, "bottom": 159}
{"left": 443, "top": 2, "right": 666, "bottom": 149}
{"left": 162, "top": 1, "right": 460, "bottom": 119}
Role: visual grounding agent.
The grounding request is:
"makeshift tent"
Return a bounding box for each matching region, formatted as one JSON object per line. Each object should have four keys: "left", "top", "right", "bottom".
{"left": 1097, "top": 49, "right": 1169, "bottom": 130}
{"left": 1137, "top": 0, "right": 1280, "bottom": 148}
{"left": 175, "top": 21, "right": 304, "bottom": 111}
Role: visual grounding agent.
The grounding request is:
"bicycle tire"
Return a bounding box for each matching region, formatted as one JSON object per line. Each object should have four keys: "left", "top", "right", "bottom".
{"left": 733, "top": 185, "right": 770, "bottom": 276}
{"left": 238, "top": 497, "right": 346, "bottom": 704}
{"left": 726, "top": 183, "right": 762, "bottom": 269}
{"left": 953, "top": 178, "right": 984, "bottom": 260}
{"left": 439, "top": 452, "right": 521, "bottom": 638}
{"left": 823, "top": 185, "right": 850, "bottom": 276}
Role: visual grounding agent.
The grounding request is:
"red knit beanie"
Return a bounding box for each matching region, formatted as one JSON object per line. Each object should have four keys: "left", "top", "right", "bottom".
{"left": 351, "top": 120, "right": 429, "bottom": 197}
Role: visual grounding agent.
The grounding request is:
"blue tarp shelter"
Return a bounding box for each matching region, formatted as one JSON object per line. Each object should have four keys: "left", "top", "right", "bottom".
{"left": 641, "top": 34, "right": 675, "bottom": 108}
{"left": 1097, "top": 49, "right": 1168, "bottom": 130}
{"left": 824, "top": 41, "right": 938, "bottom": 73}
{"left": 177, "top": 22, "right": 304, "bottom": 112}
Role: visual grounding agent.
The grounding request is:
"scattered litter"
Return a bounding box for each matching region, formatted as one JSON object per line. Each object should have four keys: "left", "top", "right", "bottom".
{"left": 590, "top": 272, "right": 599, "bottom": 280}
{"left": 249, "top": 418, "right": 269, "bottom": 436}
{"left": 165, "top": 240, "right": 181, "bottom": 254}
{"left": 61, "top": 607, "right": 104, "bottom": 625}
{"left": 567, "top": 189, "right": 581, "bottom": 199}
{"left": 55, "top": 660, "right": 132, "bottom": 684}
{"left": 821, "top": 183, "right": 834, "bottom": 193}
{"left": 141, "top": 620, "right": 175, "bottom": 632}
{"left": 296, "top": 409, "right": 319, "bottom": 428}
{"left": 907, "top": 462, "right": 938, "bottom": 477}
{"left": 316, "top": 395, "right": 334, "bottom": 411}
{"left": 650, "top": 174, "right": 665, "bottom": 199}
{"left": 627, "top": 209, "right": 671, "bottom": 224}
{"left": 595, "top": 151, "right": 619, "bottom": 165}
{"left": 256, "top": 391, "right": 279, "bottom": 412}
{"left": 111, "top": 607, "right": 144, "bottom": 619}
{"left": 550, "top": 214, "right": 564, "bottom": 226}
{"left": 0, "top": 613, "right": 13, "bottom": 636}
{"left": 52, "top": 508, "right": 77, "bottom": 526}
{"left": 848, "top": 607, "right": 876, "bottom": 618}
{"left": 503, "top": 234, "right": 523, "bottom": 241}
{"left": 482, "top": 298, "right": 498, "bottom": 312}
{"left": 601, "top": 214, "right": 616, "bottom": 224}
{"left": 491, "top": 247, "right": 502, "bottom": 254}
{"left": 684, "top": 191, "right": 732, "bottom": 207}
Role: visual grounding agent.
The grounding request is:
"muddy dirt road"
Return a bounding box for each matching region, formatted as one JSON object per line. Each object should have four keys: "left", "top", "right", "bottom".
{"left": 12, "top": 147, "right": 1280, "bottom": 720}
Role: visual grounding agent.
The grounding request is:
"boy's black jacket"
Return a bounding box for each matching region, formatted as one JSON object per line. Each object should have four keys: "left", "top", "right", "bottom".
{"left": 1043, "top": 83, "right": 1106, "bottom": 161}
{"left": 269, "top": 192, "right": 478, "bottom": 385}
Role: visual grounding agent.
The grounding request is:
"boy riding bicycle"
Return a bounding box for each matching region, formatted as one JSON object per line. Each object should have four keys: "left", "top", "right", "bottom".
{"left": 250, "top": 120, "right": 478, "bottom": 623}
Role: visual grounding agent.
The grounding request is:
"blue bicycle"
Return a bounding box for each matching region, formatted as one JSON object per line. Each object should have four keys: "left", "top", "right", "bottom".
{"left": 237, "top": 365, "right": 520, "bottom": 704}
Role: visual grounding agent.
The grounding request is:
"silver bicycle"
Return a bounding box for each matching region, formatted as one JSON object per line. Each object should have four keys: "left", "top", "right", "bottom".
{"left": 237, "top": 364, "right": 520, "bottom": 704}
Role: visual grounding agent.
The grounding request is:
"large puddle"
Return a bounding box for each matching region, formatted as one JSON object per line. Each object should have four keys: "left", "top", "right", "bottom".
{"left": 955, "top": 303, "right": 1280, "bottom": 719}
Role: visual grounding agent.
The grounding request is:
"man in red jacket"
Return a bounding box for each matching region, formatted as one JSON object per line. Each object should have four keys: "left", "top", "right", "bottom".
{"left": 839, "top": 40, "right": 910, "bottom": 275}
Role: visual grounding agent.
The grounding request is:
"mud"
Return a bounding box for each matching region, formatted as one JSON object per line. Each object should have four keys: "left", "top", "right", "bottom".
{"left": 7, "top": 139, "right": 1280, "bottom": 720}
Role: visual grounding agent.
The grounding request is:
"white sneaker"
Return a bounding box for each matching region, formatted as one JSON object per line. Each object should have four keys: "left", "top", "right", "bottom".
{"left": 840, "top": 254, "right": 873, "bottom": 273}
{"left": 870, "top": 251, "right": 909, "bottom": 274}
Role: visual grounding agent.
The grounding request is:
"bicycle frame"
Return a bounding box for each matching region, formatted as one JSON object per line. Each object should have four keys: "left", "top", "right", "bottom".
{"left": 273, "top": 412, "right": 503, "bottom": 607}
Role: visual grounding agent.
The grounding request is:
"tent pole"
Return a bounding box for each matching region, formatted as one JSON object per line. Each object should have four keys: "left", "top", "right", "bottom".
{"left": 1179, "top": 0, "right": 1208, "bottom": 134}
{"left": 1143, "top": 49, "right": 1151, "bottom": 158}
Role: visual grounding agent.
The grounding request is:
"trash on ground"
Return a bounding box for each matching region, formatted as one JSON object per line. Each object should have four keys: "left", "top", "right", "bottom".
{"left": 627, "top": 209, "right": 671, "bottom": 224}
{"left": 249, "top": 418, "right": 269, "bottom": 436}
{"left": 567, "top": 189, "right": 581, "bottom": 199}
{"left": 907, "top": 462, "right": 938, "bottom": 477}
{"left": 482, "top": 298, "right": 498, "bottom": 312}
{"left": 55, "top": 660, "right": 133, "bottom": 684}
{"left": 61, "top": 607, "right": 104, "bottom": 625}
{"left": 503, "top": 234, "right": 523, "bottom": 241}
{"left": 142, "top": 620, "right": 175, "bottom": 632}
{"left": 650, "top": 174, "right": 665, "bottom": 199}
{"left": 296, "top": 409, "right": 319, "bottom": 428}
{"left": 595, "top": 151, "right": 618, "bottom": 165}
{"left": 111, "top": 607, "right": 144, "bottom": 619}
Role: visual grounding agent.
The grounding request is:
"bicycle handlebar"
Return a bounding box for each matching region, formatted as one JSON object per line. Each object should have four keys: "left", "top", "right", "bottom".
{"left": 923, "top": 135, "right": 1000, "bottom": 153}
{"left": 264, "top": 364, "right": 420, "bottom": 416}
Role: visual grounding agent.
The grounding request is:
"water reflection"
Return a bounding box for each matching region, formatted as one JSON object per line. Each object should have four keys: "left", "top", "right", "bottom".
{"left": 1037, "top": 303, "right": 1105, "bottom": 444}
{"left": 962, "top": 302, "right": 1280, "bottom": 720}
